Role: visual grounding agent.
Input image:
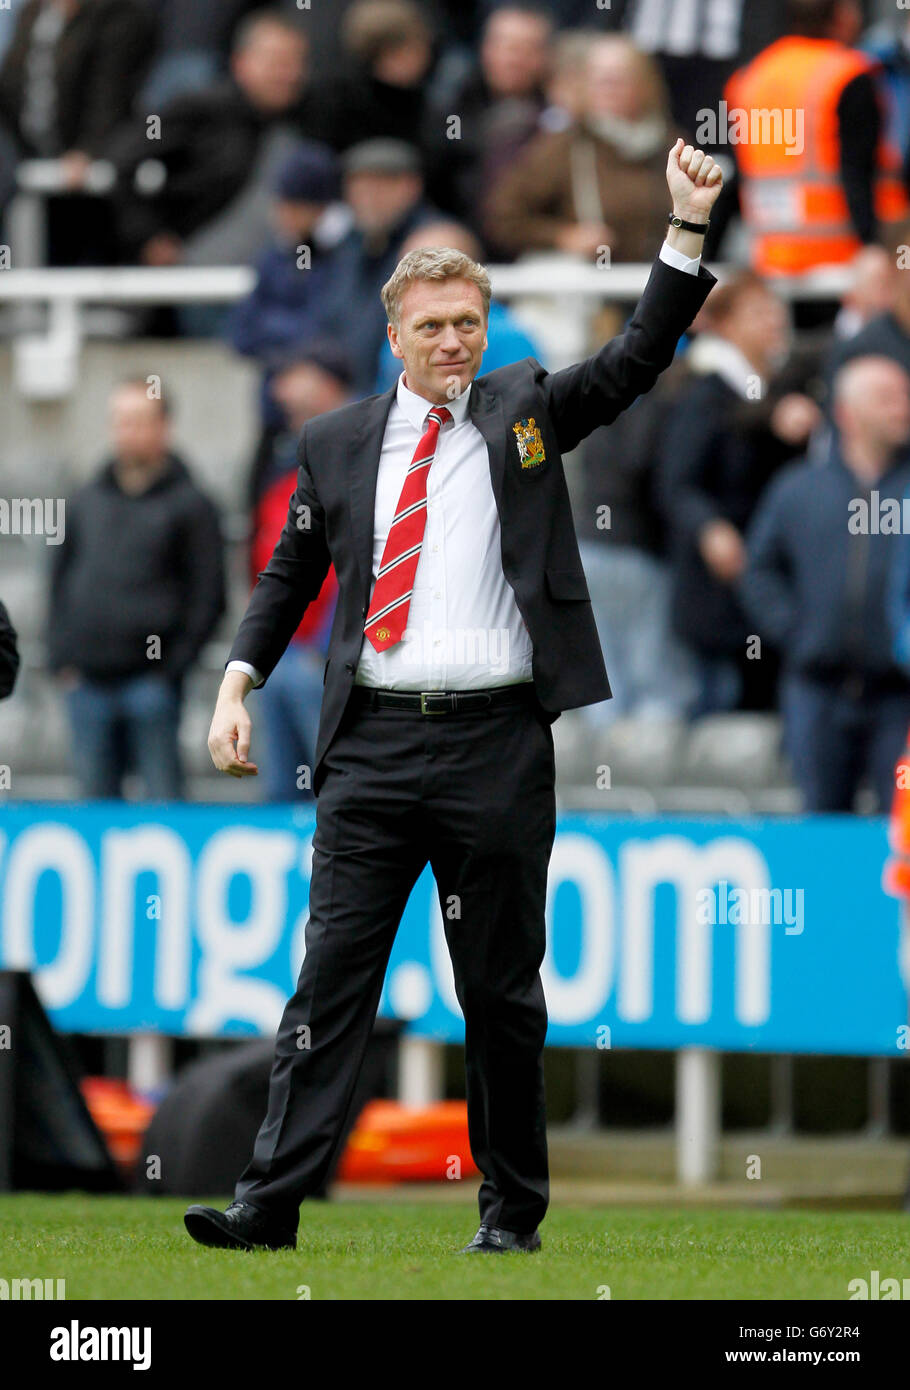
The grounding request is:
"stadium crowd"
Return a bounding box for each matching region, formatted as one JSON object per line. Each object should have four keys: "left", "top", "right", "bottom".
{"left": 6, "top": 0, "right": 910, "bottom": 813}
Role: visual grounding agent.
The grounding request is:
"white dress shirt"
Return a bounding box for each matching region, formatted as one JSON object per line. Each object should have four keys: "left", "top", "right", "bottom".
{"left": 228, "top": 240, "right": 701, "bottom": 690}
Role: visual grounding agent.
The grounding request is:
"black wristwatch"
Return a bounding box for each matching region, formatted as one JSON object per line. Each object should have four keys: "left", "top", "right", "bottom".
{"left": 668, "top": 213, "right": 710, "bottom": 234}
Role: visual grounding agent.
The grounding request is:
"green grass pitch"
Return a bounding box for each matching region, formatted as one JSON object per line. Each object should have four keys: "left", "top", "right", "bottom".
{"left": 1, "top": 1195, "right": 908, "bottom": 1299}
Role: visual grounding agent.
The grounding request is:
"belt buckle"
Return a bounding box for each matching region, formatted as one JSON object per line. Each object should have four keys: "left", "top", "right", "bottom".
{"left": 420, "top": 691, "right": 448, "bottom": 715}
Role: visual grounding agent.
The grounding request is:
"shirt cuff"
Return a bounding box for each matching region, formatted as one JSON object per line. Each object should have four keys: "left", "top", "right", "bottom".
{"left": 659, "top": 240, "right": 702, "bottom": 276}
{"left": 226, "top": 660, "right": 264, "bottom": 687}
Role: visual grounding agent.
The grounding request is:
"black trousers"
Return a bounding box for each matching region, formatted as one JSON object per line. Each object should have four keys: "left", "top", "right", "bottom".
{"left": 234, "top": 685, "right": 557, "bottom": 1234}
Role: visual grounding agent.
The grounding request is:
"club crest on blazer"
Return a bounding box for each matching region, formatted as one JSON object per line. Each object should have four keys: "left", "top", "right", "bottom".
{"left": 512, "top": 417, "right": 546, "bottom": 470}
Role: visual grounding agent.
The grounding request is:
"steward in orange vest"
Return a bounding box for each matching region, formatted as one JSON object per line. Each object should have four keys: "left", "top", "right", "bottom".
{"left": 725, "top": 36, "right": 909, "bottom": 276}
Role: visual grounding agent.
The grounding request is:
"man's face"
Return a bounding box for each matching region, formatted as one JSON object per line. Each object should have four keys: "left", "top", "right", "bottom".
{"left": 109, "top": 386, "right": 169, "bottom": 464}
{"left": 585, "top": 43, "right": 641, "bottom": 121}
{"left": 481, "top": 10, "right": 551, "bottom": 98}
{"left": 855, "top": 368, "right": 910, "bottom": 452}
{"left": 388, "top": 277, "right": 488, "bottom": 404}
{"left": 270, "top": 361, "right": 347, "bottom": 429}
{"left": 374, "top": 37, "right": 432, "bottom": 87}
{"left": 721, "top": 288, "right": 789, "bottom": 370}
{"left": 344, "top": 171, "right": 422, "bottom": 236}
{"left": 832, "top": 0, "right": 863, "bottom": 46}
{"left": 232, "top": 24, "right": 308, "bottom": 113}
{"left": 272, "top": 198, "right": 326, "bottom": 244}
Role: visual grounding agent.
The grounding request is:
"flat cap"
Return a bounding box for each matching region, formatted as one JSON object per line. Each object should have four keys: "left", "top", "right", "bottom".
{"left": 341, "top": 138, "right": 423, "bottom": 177}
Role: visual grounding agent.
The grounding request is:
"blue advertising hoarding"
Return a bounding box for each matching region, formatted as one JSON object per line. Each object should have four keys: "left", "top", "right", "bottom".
{"left": 0, "top": 804, "right": 907, "bottom": 1056}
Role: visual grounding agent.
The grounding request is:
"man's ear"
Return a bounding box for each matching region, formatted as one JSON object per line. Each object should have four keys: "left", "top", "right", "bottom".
{"left": 388, "top": 322, "right": 404, "bottom": 361}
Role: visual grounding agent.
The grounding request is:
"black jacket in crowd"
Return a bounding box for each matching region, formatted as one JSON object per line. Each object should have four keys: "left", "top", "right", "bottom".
{"left": 47, "top": 453, "right": 226, "bottom": 683}
{"left": 658, "top": 371, "right": 807, "bottom": 658}
{"left": 575, "top": 357, "right": 692, "bottom": 556}
{"left": 0, "top": 600, "right": 19, "bottom": 699}
{"left": 307, "top": 63, "right": 429, "bottom": 156}
{"left": 0, "top": 0, "right": 152, "bottom": 157}
{"left": 108, "top": 78, "right": 313, "bottom": 255}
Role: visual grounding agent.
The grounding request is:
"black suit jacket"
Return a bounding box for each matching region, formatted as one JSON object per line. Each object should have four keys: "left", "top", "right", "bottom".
{"left": 228, "top": 254, "right": 716, "bottom": 794}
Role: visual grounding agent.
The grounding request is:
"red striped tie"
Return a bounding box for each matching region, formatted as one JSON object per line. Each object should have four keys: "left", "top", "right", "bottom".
{"left": 364, "top": 404, "right": 452, "bottom": 652}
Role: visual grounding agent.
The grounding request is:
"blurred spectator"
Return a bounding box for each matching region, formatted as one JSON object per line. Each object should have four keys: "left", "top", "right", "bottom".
{"left": 725, "top": 0, "right": 910, "bottom": 278}
{"left": 0, "top": 0, "right": 151, "bottom": 162}
{"left": 542, "top": 29, "right": 592, "bottom": 131}
{"left": 833, "top": 244, "right": 894, "bottom": 339}
{"left": 0, "top": 0, "right": 153, "bottom": 263}
{"left": 109, "top": 9, "right": 311, "bottom": 270}
{"left": 484, "top": 34, "right": 675, "bottom": 263}
{"left": 228, "top": 140, "right": 345, "bottom": 427}
{"left": 373, "top": 219, "right": 540, "bottom": 391}
{"left": 863, "top": 8, "right": 910, "bottom": 202}
{"left": 139, "top": 0, "right": 265, "bottom": 108}
{"left": 307, "top": 0, "right": 435, "bottom": 155}
{"left": 323, "top": 138, "right": 438, "bottom": 394}
{"left": 891, "top": 485, "right": 910, "bottom": 679}
{"left": 576, "top": 344, "right": 698, "bottom": 725}
{"left": 248, "top": 343, "right": 351, "bottom": 802}
{"left": 425, "top": 3, "right": 554, "bottom": 233}
{"left": 247, "top": 338, "right": 356, "bottom": 507}
{"left": 743, "top": 355, "right": 910, "bottom": 812}
{"left": 47, "top": 380, "right": 226, "bottom": 800}
{"left": 0, "top": 600, "right": 19, "bottom": 700}
{"left": 658, "top": 272, "right": 822, "bottom": 715}
{"left": 826, "top": 217, "right": 910, "bottom": 388}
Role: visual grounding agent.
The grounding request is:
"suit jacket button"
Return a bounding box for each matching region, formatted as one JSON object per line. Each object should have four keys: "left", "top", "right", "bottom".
{"left": 345, "top": 662, "right": 354, "bottom": 673}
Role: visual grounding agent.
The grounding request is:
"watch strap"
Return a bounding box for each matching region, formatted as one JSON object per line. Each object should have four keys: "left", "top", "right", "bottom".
{"left": 668, "top": 213, "right": 710, "bottom": 234}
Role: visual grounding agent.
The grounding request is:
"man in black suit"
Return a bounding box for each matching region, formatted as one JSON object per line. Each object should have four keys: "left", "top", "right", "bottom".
{"left": 185, "top": 139, "right": 722, "bottom": 1254}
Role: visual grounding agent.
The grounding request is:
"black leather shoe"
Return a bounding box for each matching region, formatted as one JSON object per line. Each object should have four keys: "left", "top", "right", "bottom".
{"left": 458, "top": 1224, "right": 541, "bottom": 1254}
{"left": 184, "top": 1201, "right": 296, "bottom": 1251}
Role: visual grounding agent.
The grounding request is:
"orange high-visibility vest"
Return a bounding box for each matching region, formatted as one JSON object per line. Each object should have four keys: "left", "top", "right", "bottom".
{"left": 883, "top": 725, "right": 910, "bottom": 899}
{"left": 725, "top": 37, "right": 910, "bottom": 276}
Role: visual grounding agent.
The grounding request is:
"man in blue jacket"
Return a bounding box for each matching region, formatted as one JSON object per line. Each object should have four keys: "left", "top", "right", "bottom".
{"left": 742, "top": 354, "right": 910, "bottom": 812}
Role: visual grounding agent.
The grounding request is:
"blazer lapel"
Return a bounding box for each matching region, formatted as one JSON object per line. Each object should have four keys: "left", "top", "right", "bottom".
{"left": 348, "top": 386, "right": 397, "bottom": 607}
{"left": 470, "top": 378, "right": 507, "bottom": 515}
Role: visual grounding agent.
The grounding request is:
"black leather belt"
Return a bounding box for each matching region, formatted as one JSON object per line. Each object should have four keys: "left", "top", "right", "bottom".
{"left": 350, "top": 682, "right": 538, "bottom": 715}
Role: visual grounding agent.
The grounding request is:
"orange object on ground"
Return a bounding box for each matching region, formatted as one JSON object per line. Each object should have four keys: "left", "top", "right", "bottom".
{"left": 337, "top": 1100, "right": 478, "bottom": 1183}
{"left": 79, "top": 1077, "right": 156, "bottom": 1175}
{"left": 726, "top": 37, "right": 910, "bottom": 276}
{"left": 883, "top": 729, "right": 910, "bottom": 898}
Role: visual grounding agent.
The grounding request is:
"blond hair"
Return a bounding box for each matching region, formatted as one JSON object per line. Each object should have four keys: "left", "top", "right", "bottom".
{"left": 381, "top": 246, "right": 492, "bottom": 328}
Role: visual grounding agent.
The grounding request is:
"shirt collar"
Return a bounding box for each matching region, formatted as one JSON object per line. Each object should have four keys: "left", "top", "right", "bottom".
{"left": 395, "top": 371, "right": 472, "bottom": 431}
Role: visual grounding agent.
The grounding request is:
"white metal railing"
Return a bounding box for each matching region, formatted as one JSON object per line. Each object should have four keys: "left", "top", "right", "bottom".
{"left": 0, "top": 259, "right": 855, "bottom": 401}
{"left": 0, "top": 261, "right": 856, "bottom": 305}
